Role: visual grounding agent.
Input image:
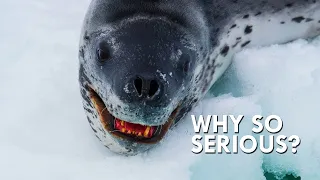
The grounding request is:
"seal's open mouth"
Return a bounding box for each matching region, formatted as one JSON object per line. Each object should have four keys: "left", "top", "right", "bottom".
{"left": 87, "top": 85, "right": 180, "bottom": 144}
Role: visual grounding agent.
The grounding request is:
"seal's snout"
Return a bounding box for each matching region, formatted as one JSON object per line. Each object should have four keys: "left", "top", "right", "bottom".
{"left": 132, "top": 76, "right": 160, "bottom": 99}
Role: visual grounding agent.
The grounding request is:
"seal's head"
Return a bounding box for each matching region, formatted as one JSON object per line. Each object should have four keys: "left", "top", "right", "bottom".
{"left": 79, "top": 2, "right": 210, "bottom": 155}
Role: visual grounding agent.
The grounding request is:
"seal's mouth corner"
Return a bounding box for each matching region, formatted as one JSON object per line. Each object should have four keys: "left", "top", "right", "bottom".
{"left": 87, "top": 85, "right": 180, "bottom": 144}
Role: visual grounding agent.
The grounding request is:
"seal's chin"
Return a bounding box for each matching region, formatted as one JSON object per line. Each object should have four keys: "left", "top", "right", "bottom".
{"left": 88, "top": 86, "right": 179, "bottom": 144}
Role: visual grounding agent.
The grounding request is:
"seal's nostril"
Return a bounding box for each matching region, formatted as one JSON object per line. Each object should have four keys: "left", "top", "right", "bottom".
{"left": 133, "top": 77, "right": 160, "bottom": 99}
{"left": 148, "top": 80, "right": 159, "bottom": 98}
{"left": 134, "top": 77, "right": 143, "bottom": 96}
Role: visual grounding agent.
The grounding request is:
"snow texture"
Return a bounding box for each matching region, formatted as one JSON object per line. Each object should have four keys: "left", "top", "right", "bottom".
{"left": 1, "top": 0, "right": 320, "bottom": 180}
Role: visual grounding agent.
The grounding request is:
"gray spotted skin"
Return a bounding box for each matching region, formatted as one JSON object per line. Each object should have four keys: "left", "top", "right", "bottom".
{"left": 203, "top": 0, "right": 320, "bottom": 90}
{"left": 79, "top": 0, "right": 320, "bottom": 155}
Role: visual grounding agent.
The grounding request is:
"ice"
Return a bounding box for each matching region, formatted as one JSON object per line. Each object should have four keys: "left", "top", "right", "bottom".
{"left": 1, "top": 0, "right": 320, "bottom": 180}
{"left": 233, "top": 37, "right": 320, "bottom": 180}
{"left": 204, "top": 37, "right": 320, "bottom": 180}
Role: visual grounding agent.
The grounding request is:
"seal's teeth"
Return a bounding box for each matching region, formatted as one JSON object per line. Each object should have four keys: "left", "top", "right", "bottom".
{"left": 114, "top": 118, "right": 156, "bottom": 138}
{"left": 144, "top": 127, "right": 151, "bottom": 137}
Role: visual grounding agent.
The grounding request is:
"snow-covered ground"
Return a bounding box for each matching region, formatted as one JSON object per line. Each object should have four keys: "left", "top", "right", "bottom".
{"left": 1, "top": 0, "right": 320, "bottom": 180}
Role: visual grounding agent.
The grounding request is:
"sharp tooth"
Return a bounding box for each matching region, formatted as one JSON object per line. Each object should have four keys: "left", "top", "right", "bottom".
{"left": 144, "top": 126, "right": 151, "bottom": 137}
{"left": 127, "top": 130, "right": 131, "bottom": 134}
{"left": 121, "top": 120, "right": 124, "bottom": 126}
{"left": 121, "top": 128, "right": 125, "bottom": 133}
{"left": 132, "top": 131, "right": 136, "bottom": 134}
{"left": 138, "top": 132, "right": 142, "bottom": 136}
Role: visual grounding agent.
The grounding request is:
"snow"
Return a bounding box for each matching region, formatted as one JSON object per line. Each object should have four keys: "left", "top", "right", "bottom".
{"left": 1, "top": 0, "right": 320, "bottom": 180}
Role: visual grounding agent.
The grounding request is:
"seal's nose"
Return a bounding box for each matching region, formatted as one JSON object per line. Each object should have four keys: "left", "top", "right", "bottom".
{"left": 133, "top": 76, "right": 161, "bottom": 100}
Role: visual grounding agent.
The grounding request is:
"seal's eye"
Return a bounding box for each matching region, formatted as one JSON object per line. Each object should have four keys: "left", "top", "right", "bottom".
{"left": 97, "top": 42, "right": 111, "bottom": 62}
{"left": 97, "top": 48, "right": 109, "bottom": 62}
{"left": 183, "top": 60, "right": 191, "bottom": 73}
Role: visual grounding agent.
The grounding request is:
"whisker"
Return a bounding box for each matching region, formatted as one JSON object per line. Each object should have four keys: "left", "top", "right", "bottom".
{"left": 109, "top": 129, "right": 121, "bottom": 133}
{"left": 113, "top": 118, "right": 116, "bottom": 129}
{"left": 155, "top": 125, "right": 162, "bottom": 135}
{"left": 101, "top": 107, "right": 108, "bottom": 113}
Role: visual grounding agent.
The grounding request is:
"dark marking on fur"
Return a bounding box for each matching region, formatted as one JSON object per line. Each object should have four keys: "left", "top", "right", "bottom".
{"left": 192, "top": 99, "right": 199, "bottom": 104}
{"left": 79, "top": 49, "right": 84, "bottom": 58}
{"left": 306, "top": 18, "right": 314, "bottom": 22}
{"left": 84, "top": 107, "right": 94, "bottom": 114}
{"left": 232, "top": 41, "right": 240, "bottom": 48}
{"left": 220, "top": 45, "right": 230, "bottom": 57}
{"left": 292, "top": 16, "right": 305, "bottom": 23}
{"left": 87, "top": 117, "right": 93, "bottom": 124}
{"left": 80, "top": 89, "right": 93, "bottom": 109}
{"left": 244, "top": 25, "right": 253, "bottom": 34}
{"left": 84, "top": 31, "right": 90, "bottom": 41}
{"left": 285, "top": 3, "right": 293, "bottom": 8}
{"left": 210, "top": 67, "right": 215, "bottom": 76}
{"left": 243, "top": 14, "right": 250, "bottom": 19}
{"left": 281, "top": 21, "right": 285, "bottom": 24}
{"left": 95, "top": 135, "right": 101, "bottom": 141}
{"left": 91, "top": 125, "right": 98, "bottom": 133}
{"left": 236, "top": 37, "right": 242, "bottom": 40}
{"left": 230, "top": 24, "right": 237, "bottom": 29}
{"left": 241, "top": 41, "right": 251, "bottom": 47}
{"left": 255, "top": 12, "right": 262, "bottom": 16}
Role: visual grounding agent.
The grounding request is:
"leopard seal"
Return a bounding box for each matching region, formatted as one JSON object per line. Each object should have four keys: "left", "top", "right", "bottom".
{"left": 78, "top": 0, "right": 320, "bottom": 155}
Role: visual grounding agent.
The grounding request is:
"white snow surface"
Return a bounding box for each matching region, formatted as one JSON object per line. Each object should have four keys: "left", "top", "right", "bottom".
{"left": 1, "top": 0, "right": 320, "bottom": 180}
